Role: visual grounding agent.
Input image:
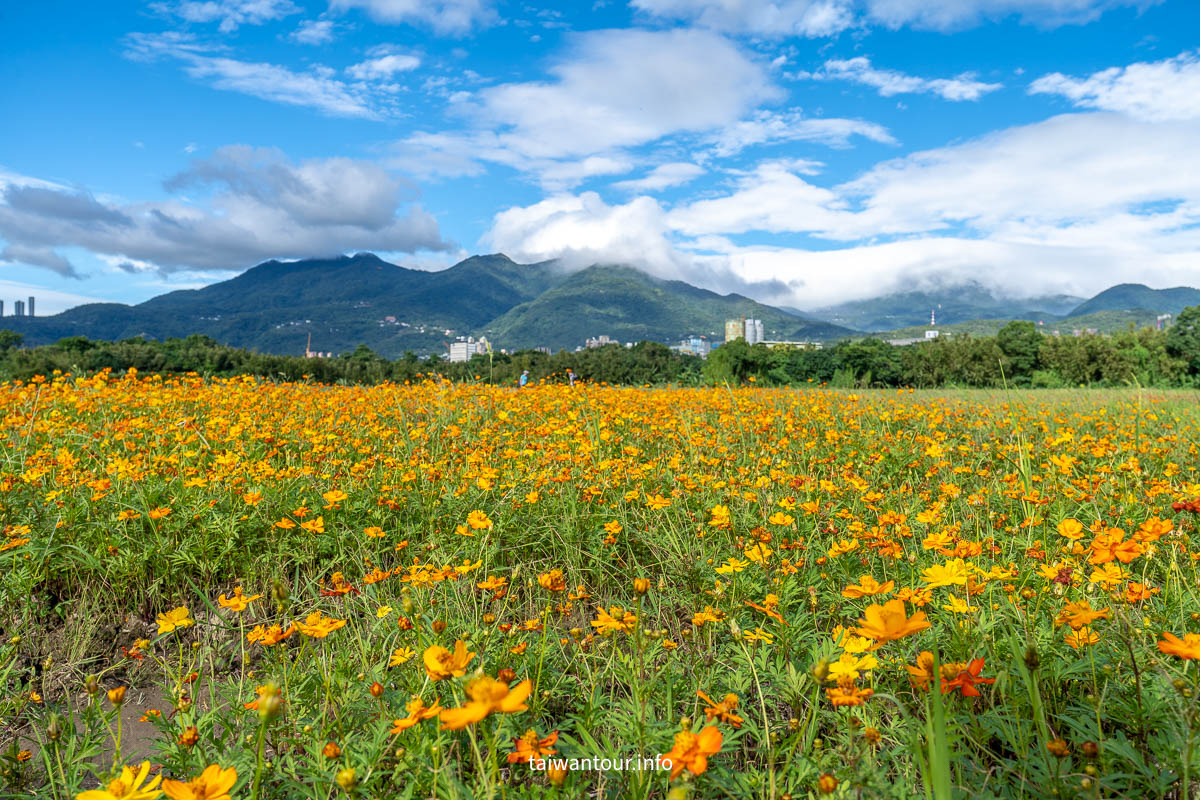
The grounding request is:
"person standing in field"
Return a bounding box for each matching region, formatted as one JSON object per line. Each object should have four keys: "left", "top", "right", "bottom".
{"left": 519, "top": 370, "right": 530, "bottom": 388}
{"left": 567, "top": 369, "right": 575, "bottom": 387}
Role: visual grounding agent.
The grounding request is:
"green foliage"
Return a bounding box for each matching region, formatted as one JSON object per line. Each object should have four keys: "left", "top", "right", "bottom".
{"left": 996, "top": 320, "right": 1042, "bottom": 384}
{"left": 1166, "top": 305, "right": 1200, "bottom": 375}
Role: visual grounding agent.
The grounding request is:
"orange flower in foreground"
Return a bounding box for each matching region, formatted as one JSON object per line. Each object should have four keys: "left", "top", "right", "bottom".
{"left": 217, "top": 587, "right": 262, "bottom": 613}
{"left": 162, "top": 764, "right": 237, "bottom": 800}
{"left": 940, "top": 658, "right": 996, "bottom": 697}
{"left": 390, "top": 696, "right": 442, "bottom": 732}
{"left": 852, "top": 599, "right": 931, "bottom": 646}
{"left": 439, "top": 675, "right": 532, "bottom": 730}
{"left": 841, "top": 574, "right": 895, "bottom": 599}
{"left": 661, "top": 725, "right": 722, "bottom": 780}
{"left": 423, "top": 640, "right": 476, "bottom": 680}
{"left": 697, "top": 691, "right": 744, "bottom": 727}
{"left": 1157, "top": 632, "right": 1200, "bottom": 660}
{"left": 507, "top": 729, "right": 559, "bottom": 764}
{"left": 826, "top": 676, "right": 873, "bottom": 707}
{"left": 294, "top": 611, "right": 346, "bottom": 638}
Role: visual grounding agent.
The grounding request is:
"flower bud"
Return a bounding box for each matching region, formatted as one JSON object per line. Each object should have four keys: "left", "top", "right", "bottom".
{"left": 84, "top": 675, "right": 100, "bottom": 696}
{"left": 432, "top": 620, "right": 447, "bottom": 635}
{"left": 336, "top": 767, "right": 356, "bottom": 791}
{"left": 369, "top": 682, "right": 384, "bottom": 699}
{"left": 633, "top": 578, "right": 650, "bottom": 596}
{"left": 498, "top": 667, "right": 517, "bottom": 684}
{"left": 818, "top": 774, "right": 838, "bottom": 794}
{"left": 107, "top": 687, "right": 127, "bottom": 706}
{"left": 322, "top": 742, "right": 342, "bottom": 759}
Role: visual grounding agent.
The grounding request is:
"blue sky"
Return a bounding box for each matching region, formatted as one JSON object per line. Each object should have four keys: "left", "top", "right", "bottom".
{"left": 2, "top": 0, "right": 1199, "bottom": 314}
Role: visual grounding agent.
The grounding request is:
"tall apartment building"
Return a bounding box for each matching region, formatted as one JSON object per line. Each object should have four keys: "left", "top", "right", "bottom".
{"left": 27, "top": 297, "right": 34, "bottom": 317}
{"left": 13, "top": 300, "right": 24, "bottom": 316}
{"left": 724, "top": 318, "right": 744, "bottom": 342}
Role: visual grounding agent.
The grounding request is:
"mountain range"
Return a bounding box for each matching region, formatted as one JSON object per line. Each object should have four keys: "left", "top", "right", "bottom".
{"left": 0, "top": 254, "right": 1195, "bottom": 357}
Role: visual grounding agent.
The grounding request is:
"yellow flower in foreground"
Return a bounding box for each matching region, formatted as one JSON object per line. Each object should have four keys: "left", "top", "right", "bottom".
{"left": 76, "top": 760, "right": 162, "bottom": 800}
{"left": 466, "top": 510, "right": 493, "bottom": 530}
{"left": 715, "top": 557, "right": 749, "bottom": 574}
{"left": 294, "top": 611, "right": 346, "bottom": 638}
{"left": 161, "top": 764, "right": 237, "bottom": 800}
{"left": 841, "top": 575, "right": 895, "bottom": 599}
{"left": 217, "top": 588, "right": 261, "bottom": 613}
{"left": 767, "top": 511, "right": 794, "bottom": 526}
{"left": 645, "top": 494, "right": 672, "bottom": 510}
{"left": 921, "top": 559, "right": 970, "bottom": 588}
{"left": 389, "top": 647, "right": 416, "bottom": 666}
{"left": 156, "top": 607, "right": 194, "bottom": 635}
{"left": 851, "top": 599, "right": 931, "bottom": 646}
{"left": 423, "top": 640, "right": 476, "bottom": 680}
{"left": 743, "top": 543, "right": 772, "bottom": 563}
{"left": 439, "top": 675, "right": 532, "bottom": 730}
{"left": 376, "top": 606, "right": 392, "bottom": 619}
{"left": 743, "top": 627, "right": 774, "bottom": 643}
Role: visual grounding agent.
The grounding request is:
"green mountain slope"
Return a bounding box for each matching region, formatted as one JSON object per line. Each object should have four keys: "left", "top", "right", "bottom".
{"left": 482, "top": 264, "right": 856, "bottom": 350}
{"left": 3, "top": 253, "right": 568, "bottom": 357}
{"left": 810, "top": 283, "right": 1083, "bottom": 331}
{"left": 1067, "top": 283, "right": 1200, "bottom": 317}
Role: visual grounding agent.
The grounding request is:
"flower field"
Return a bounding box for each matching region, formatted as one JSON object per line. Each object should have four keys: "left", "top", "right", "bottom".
{"left": 1, "top": 370, "right": 1199, "bottom": 799}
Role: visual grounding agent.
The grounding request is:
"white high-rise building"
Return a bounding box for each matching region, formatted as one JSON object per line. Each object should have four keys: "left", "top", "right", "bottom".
{"left": 744, "top": 319, "right": 764, "bottom": 345}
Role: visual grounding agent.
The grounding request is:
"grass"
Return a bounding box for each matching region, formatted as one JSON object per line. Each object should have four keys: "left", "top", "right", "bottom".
{"left": 0, "top": 371, "right": 1197, "bottom": 799}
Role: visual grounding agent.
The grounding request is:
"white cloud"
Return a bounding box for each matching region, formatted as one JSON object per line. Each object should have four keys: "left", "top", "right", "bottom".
{"left": 1029, "top": 50, "right": 1200, "bottom": 121}
{"left": 863, "top": 0, "right": 1161, "bottom": 31}
{"left": 329, "top": 0, "right": 498, "bottom": 34}
{"left": 0, "top": 147, "right": 450, "bottom": 276}
{"left": 154, "top": 0, "right": 301, "bottom": 32}
{"left": 612, "top": 163, "right": 705, "bottom": 192}
{"left": 347, "top": 52, "right": 421, "bottom": 80}
{"left": 483, "top": 112, "right": 1200, "bottom": 307}
{"left": 290, "top": 19, "right": 336, "bottom": 44}
{"left": 631, "top": 0, "right": 1157, "bottom": 35}
{"left": 706, "top": 109, "right": 896, "bottom": 157}
{"left": 630, "top": 0, "right": 856, "bottom": 37}
{"left": 392, "top": 28, "right": 780, "bottom": 183}
{"left": 124, "top": 32, "right": 384, "bottom": 118}
{"left": 804, "top": 57, "right": 1002, "bottom": 101}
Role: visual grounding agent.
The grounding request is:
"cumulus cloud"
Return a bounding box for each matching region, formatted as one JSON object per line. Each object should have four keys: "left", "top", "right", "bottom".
{"left": 391, "top": 28, "right": 780, "bottom": 185}
{"left": 346, "top": 51, "right": 421, "bottom": 80}
{"left": 612, "top": 163, "right": 705, "bottom": 192}
{"left": 863, "top": 0, "right": 1161, "bottom": 31}
{"left": 706, "top": 110, "right": 897, "bottom": 157}
{"left": 329, "top": 0, "right": 498, "bottom": 35}
{"left": 1029, "top": 49, "right": 1200, "bottom": 121}
{"left": 483, "top": 112, "right": 1200, "bottom": 307}
{"left": 290, "top": 19, "right": 336, "bottom": 44}
{"left": 125, "top": 32, "right": 385, "bottom": 118}
{"left": 631, "top": 0, "right": 1156, "bottom": 34}
{"left": 631, "top": 0, "right": 856, "bottom": 37}
{"left": 802, "top": 57, "right": 1002, "bottom": 101}
{"left": 152, "top": 0, "right": 301, "bottom": 32}
{"left": 0, "top": 147, "right": 450, "bottom": 276}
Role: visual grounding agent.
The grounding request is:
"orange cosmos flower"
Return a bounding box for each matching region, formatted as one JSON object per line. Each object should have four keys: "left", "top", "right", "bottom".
{"left": 537, "top": 570, "right": 566, "bottom": 592}
{"left": 466, "top": 510, "right": 493, "bottom": 530}
{"left": 389, "top": 696, "right": 442, "bottom": 732}
{"left": 826, "top": 676, "right": 873, "bottom": 707}
{"left": 156, "top": 606, "right": 194, "bottom": 635}
{"left": 423, "top": 640, "right": 476, "bottom": 680}
{"left": 851, "top": 599, "right": 931, "bottom": 646}
{"left": 940, "top": 658, "right": 995, "bottom": 697}
{"left": 1054, "top": 600, "right": 1110, "bottom": 630}
{"left": 661, "top": 725, "right": 722, "bottom": 780}
{"left": 591, "top": 606, "right": 636, "bottom": 634}
{"left": 697, "top": 691, "right": 744, "bottom": 727}
{"left": 294, "top": 611, "right": 346, "bottom": 638}
{"left": 217, "top": 587, "right": 262, "bottom": 613}
{"left": 906, "top": 651, "right": 935, "bottom": 691}
{"left": 439, "top": 675, "right": 532, "bottom": 730}
{"left": 1157, "top": 632, "right": 1200, "bottom": 660}
{"left": 841, "top": 575, "right": 895, "bottom": 599}
{"left": 162, "top": 764, "right": 237, "bottom": 800}
{"left": 507, "top": 729, "right": 559, "bottom": 764}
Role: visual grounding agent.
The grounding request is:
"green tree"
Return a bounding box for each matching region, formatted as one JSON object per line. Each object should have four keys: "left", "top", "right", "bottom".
{"left": 1166, "top": 305, "right": 1200, "bottom": 375}
{"left": 996, "top": 321, "right": 1042, "bottom": 384}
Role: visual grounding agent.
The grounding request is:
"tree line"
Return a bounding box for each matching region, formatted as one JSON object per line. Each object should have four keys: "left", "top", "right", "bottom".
{"left": 0, "top": 308, "right": 1198, "bottom": 388}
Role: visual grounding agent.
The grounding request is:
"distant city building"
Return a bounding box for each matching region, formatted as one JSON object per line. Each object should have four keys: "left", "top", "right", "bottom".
{"left": 449, "top": 336, "right": 490, "bottom": 362}
{"left": 746, "top": 319, "right": 764, "bottom": 345}
{"left": 0, "top": 301, "right": 4, "bottom": 317}
{"left": 724, "top": 318, "right": 744, "bottom": 342}
{"left": 534, "top": 346, "right": 552, "bottom": 355}
{"left": 761, "top": 340, "right": 823, "bottom": 351}
{"left": 725, "top": 318, "right": 763, "bottom": 344}
{"left": 586, "top": 335, "right": 615, "bottom": 349}
{"left": 677, "top": 336, "right": 711, "bottom": 358}
{"left": 925, "top": 330, "right": 940, "bottom": 339}
{"left": 13, "top": 300, "right": 24, "bottom": 316}
{"left": 27, "top": 296, "right": 34, "bottom": 317}
{"left": 1157, "top": 313, "right": 1173, "bottom": 330}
